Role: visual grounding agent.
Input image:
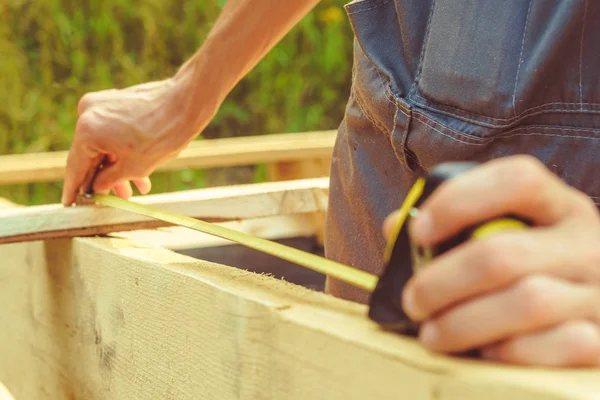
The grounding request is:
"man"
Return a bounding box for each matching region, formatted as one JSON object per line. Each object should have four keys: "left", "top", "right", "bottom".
{"left": 61, "top": 0, "right": 600, "bottom": 367}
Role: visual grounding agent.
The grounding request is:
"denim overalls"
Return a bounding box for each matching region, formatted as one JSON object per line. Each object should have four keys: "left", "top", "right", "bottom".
{"left": 324, "top": 0, "right": 600, "bottom": 303}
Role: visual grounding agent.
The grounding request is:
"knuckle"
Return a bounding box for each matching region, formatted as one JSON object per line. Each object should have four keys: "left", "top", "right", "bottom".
{"left": 77, "top": 93, "right": 94, "bottom": 114}
{"left": 504, "top": 156, "right": 547, "bottom": 197}
{"left": 474, "top": 237, "right": 521, "bottom": 283}
{"left": 508, "top": 154, "right": 546, "bottom": 173}
{"left": 410, "top": 278, "right": 430, "bottom": 312}
{"left": 572, "top": 191, "right": 599, "bottom": 218}
{"left": 75, "top": 112, "right": 97, "bottom": 137}
{"left": 576, "top": 247, "right": 600, "bottom": 285}
{"left": 563, "top": 321, "right": 600, "bottom": 366}
{"left": 513, "top": 275, "right": 555, "bottom": 325}
{"left": 588, "top": 245, "right": 600, "bottom": 273}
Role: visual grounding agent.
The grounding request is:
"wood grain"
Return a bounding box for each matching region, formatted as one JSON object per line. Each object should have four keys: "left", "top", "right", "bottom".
{"left": 114, "top": 214, "right": 321, "bottom": 250}
{"left": 0, "top": 382, "right": 14, "bottom": 400}
{"left": 0, "top": 131, "right": 336, "bottom": 185}
{"left": 0, "top": 236, "right": 598, "bottom": 400}
{"left": 267, "top": 157, "right": 331, "bottom": 245}
{"left": 0, "top": 178, "right": 329, "bottom": 244}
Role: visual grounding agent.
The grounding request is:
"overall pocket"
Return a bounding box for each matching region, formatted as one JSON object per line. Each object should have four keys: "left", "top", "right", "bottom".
{"left": 411, "top": 0, "right": 532, "bottom": 123}
{"left": 344, "top": 0, "right": 421, "bottom": 170}
{"left": 410, "top": 0, "right": 600, "bottom": 128}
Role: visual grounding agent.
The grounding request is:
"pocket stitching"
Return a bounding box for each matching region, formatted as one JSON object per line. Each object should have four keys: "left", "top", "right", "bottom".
{"left": 345, "top": 0, "right": 389, "bottom": 15}
{"left": 406, "top": 1, "right": 600, "bottom": 126}
{"left": 512, "top": 0, "right": 533, "bottom": 118}
{"left": 411, "top": 94, "right": 600, "bottom": 127}
{"left": 406, "top": 0, "right": 437, "bottom": 100}
{"left": 413, "top": 110, "right": 600, "bottom": 146}
{"left": 352, "top": 88, "right": 390, "bottom": 136}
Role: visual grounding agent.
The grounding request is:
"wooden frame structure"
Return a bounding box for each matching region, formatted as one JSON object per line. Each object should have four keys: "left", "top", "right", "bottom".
{"left": 1, "top": 132, "right": 599, "bottom": 400}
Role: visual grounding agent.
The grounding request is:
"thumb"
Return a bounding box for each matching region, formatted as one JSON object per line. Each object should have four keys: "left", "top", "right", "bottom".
{"left": 62, "top": 145, "right": 101, "bottom": 206}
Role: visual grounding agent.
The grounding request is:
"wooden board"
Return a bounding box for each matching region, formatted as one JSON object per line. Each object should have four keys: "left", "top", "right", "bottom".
{"left": 267, "top": 157, "right": 332, "bottom": 245}
{"left": 0, "top": 382, "right": 14, "bottom": 400}
{"left": 0, "top": 178, "right": 329, "bottom": 244}
{"left": 0, "top": 131, "right": 336, "bottom": 185}
{"left": 0, "top": 236, "right": 598, "bottom": 400}
{"left": 0, "top": 198, "right": 19, "bottom": 209}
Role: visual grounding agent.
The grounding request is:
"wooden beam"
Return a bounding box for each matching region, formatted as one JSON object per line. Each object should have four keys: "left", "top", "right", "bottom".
{"left": 0, "top": 236, "right": 598, "bottom": 399}
{"left": 0, "top": 198, "right": 20, "bottom": 209}
{"left": 0, "top": 178, "right": 329, "bottom": 245}
{"left": 0, "top": 382, "right": 14, "bottom": 400}
{"left": 0, "top": 131, "right": 336, "bottom": 185}
{"left": 267, "top": 158, "right": 332, "bottom": 245}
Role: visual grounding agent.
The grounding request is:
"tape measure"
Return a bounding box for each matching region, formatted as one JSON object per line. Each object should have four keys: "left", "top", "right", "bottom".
{"left": 368, "top": 162, "right": 530, "bottom": 332}
{"left": 85, "top": 161, "right": 530, "bottom": 334}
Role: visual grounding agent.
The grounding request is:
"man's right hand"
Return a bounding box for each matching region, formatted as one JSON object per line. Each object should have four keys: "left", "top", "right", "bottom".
{"left": 60, "top": 0, "right": 319, "bottom": 206}
{"left": 61, "top": 77, "right": 214, "bottom": 206}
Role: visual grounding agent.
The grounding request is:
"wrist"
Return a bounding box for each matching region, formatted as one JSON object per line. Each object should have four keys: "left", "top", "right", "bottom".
{"left": 169, "top": 56, "right": 223, "bottom": 143}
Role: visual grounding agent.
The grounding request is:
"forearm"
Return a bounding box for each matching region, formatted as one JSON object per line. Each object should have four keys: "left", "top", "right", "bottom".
{"left": 173, "top": 0, "right": 320, "bottom": 130}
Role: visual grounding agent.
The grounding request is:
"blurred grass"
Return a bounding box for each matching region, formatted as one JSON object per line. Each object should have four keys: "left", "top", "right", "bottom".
{"left": 0, "top": 0, "right": 353, "bottom": 205}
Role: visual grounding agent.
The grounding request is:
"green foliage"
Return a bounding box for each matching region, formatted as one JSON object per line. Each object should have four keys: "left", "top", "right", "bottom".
{"left": 0, "top": 0, "right": 353, "bottom": 205}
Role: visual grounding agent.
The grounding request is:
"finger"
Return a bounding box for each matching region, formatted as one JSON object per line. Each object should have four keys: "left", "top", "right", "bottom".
{"left": 409, "top": 155, "right": 584, "bottom": 246}
{"left": 482, "top": 320, "right": 600, "bottom": 367}
{"left": 61, "top": 143, "right": 100, "bottom": 206}
{"left": 133, "top": 177, "right": 152, "bottom": 195}
{"left": 402, "top": 224, "right": 588, "bottom": 321}
{"left": 92, "top": 162, "right": 125, "bottom": 194}
{"left": 383, "top": 210, "right": 401, "bottom": 239}
{"left": 112, "top": 180, "right": 133, "bottom": 199}
{"left": 418, "top": 275, "right": 600, "bottom": 353}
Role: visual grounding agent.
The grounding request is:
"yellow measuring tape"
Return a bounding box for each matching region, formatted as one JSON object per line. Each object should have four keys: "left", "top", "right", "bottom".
{"left": 92, "top": 194, "right": 379, "bottom": 292}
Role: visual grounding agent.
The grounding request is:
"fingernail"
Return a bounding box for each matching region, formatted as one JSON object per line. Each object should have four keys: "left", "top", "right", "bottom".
{"left": 403, "top": 287, "right": 426, "bottom": 321}
{"left": 411, "top": 209, "right": 433, "bottom": 242}
{"left": 383, "top": 210, "right": 400, "bottom": 238}
{"left": 419, "top": 322, "right": 438, "bottom": 347}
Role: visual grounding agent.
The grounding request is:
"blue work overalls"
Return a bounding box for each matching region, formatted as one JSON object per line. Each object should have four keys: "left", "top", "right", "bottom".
{"left": 325, "top": 0, "right": 600, "bottom": 303}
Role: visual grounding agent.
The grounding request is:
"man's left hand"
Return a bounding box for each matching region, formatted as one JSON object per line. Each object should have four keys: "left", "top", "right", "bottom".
{"left": 383, "top": 155, "right": 600, "bottom": 367}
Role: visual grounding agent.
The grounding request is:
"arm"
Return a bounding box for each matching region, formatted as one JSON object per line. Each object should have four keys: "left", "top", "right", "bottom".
{"left": 174, "top": 0, "right": 321, "bottom": 138}
{"left": 61, "top": 0, "right": 320, "bottom": 206}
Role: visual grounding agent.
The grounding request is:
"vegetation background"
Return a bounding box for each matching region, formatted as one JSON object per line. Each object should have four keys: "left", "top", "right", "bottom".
{"left": 0, "top": 0, "right": 354, "bottom": 205}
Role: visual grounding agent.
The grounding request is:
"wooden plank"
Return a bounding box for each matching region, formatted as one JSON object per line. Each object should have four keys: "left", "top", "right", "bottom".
{"left": 267, "top": 158, "right": 331, "bottom": 245}
{"left": 0, "top": 382, "right": 14, "bottom": 400}
{"left": 0, "top": 177, "right": 329, "bottom": 245}
{"left": 0, "top": 131, "right": 336, "bottom": 185}
{"left": 0, "top": 236, "right": 598, "bottom": 400}
{"left": 0, "top": 198, "right": 20, "bottom": 209}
